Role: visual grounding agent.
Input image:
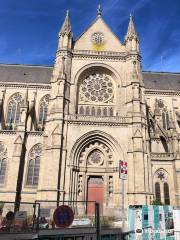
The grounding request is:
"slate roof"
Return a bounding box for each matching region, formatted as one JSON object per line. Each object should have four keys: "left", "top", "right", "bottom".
{"left": 0, "top": 64, "right": 52, "bottom": 85}
{"left": 0, "top": 64, "right": 180, "bottom": 91}
{"left": 143, "top": 71, "right": 180, "bottom": 91}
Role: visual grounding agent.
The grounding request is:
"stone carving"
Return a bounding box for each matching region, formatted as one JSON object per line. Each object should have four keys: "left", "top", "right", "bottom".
{"left": 79, "top": 73, "right": 114, "bottom": 104}
{"left": 155, "top": 169, "right": 168, "bottom": 182}
{"left": 79, "top": 141, "right": 112, "bottom": 167}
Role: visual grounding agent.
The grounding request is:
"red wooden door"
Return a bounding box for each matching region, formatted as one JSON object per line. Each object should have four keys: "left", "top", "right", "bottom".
{"left": 87, "top": 177, "right": 104, "bottom": 215}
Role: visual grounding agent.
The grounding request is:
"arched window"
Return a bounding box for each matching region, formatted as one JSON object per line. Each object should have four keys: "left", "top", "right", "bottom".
{"left": 6, "top": 93, "right": 23, "bottom": 129}
{"left": 162, "top": 111, "right": 169, "bottom": 130}
{"left": 39, "top": 95, "right": 50, "bottom": 130}
{"left": 26, "top": 144, "right": 41, "bottom": 186}
{"left": 79, "top": 106, "right": 84, "bottom": 115}
{"left": 0, "top": 142, "right": 7, "bottom": 185}
{"left": 164, "top": 182, "right": 170, "bottom": 205}
{"left": 109, "top": 107, "right": 114, "bottom": 116}
{"left": 86, "top": 106, "right": 90, "bottom": 115}
{"left": 155, "top": 182, "right": 161, "bottom": 202}
{"left": 97, "top": 107, "right": 101, "bottom": 116}
{"left": 78, "top": 72, "right": 115, "bottom": 116}
{"left": 92, "top": 107, "right": 95, "bottom": 116}
{"left": 103, "top": 108, "right": 107, "bottom": 116}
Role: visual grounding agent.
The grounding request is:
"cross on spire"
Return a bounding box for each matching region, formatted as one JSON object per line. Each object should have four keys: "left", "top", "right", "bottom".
{"left": 97, "top": 4, "right": 102, "bottom": 17}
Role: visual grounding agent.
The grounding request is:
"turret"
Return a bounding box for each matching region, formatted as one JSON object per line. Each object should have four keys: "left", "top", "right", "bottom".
{"left": 58, "top": 10, "right": 73, "bottom": 50}
{"left": 125, "top": 14, "right": 139, "bottom": 52}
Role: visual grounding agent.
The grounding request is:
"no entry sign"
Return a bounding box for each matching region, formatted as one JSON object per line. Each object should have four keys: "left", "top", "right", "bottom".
{"left": 53, "top": 205, "right": 74, "bottom": 228}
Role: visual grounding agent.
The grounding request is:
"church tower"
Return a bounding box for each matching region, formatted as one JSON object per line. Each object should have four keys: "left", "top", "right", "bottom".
{"left": 37, "top": 7, "right": 153, "bottom": 215}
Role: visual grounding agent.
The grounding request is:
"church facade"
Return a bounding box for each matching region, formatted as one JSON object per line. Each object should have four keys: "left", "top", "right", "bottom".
{"left": 0, "top": 8, "right": 180, "bottom": 215}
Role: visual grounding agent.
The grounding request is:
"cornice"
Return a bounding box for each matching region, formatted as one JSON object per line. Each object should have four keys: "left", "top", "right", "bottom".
{"left": 145, "top": 89, "right": 180, "bottom": 96}
{"left": 150, "top": 152, "right": 176, "bottom": 161}
{"left": 0, "top": 82, "right": 51, "bottom": 90}
{"left": 68, "top": 114, "right": 131, "bottom": 126}
{"left": 0, "top": 130, "right": 43, "bottom": 136}
{"left": 71, "top": 50, "right": 141, "bottom": 62}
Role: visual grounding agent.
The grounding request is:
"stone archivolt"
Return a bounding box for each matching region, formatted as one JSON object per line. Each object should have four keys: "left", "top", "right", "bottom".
{"left": 79, "top": 141, "right": 113, "bottom": 167}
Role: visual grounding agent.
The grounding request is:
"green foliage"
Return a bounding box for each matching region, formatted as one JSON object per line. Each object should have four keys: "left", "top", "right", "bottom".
{"left": 151, "top": 199, "right": 163, "bottom": 205}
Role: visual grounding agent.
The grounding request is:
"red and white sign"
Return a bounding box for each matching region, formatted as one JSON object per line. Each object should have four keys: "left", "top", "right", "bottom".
{"left": 119, "top": 160, "right": 128, "bottom": 180}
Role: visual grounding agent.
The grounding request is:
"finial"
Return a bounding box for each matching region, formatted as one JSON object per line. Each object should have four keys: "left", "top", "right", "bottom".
{"left": 66, "top": 9, "right": 69, "bottom": 17}
{"left": 97, "top": 4, "right": 102, "bottom": 17}
{"left": 59, "top": 9, "right": 71, "bottom": 36}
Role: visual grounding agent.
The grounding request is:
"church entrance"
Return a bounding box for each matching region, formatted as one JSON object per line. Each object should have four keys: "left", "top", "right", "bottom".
{"left": 87, "top": 176, "right": 104, "bottom": 215}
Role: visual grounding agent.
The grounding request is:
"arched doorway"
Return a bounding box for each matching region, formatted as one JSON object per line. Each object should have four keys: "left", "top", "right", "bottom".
{"left": 69, "top": 130, "right": 124, "bottom": 216}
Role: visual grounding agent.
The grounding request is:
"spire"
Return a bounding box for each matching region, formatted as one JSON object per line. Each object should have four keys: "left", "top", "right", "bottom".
{"left": 125, "top": 14, "right": 138, "bottom": 41}
{"left": 59, "top": 10, "right": 71, "bottom": 36}
{"left": 97, "top": 4, "right": 102, "bottom": 17}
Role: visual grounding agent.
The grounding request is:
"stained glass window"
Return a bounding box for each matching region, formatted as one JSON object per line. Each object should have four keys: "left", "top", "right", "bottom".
{"left": 39, "top": 95, "right": 50, "bottom": 130}
{"left": 26, "top": 144, "right": 42, "bottom": 186}
{"left": 79, "top": 73, "right": 114, "bottom": 104}
{"left": 155, "top": 182, "right": 161, "bottom": 202}
{"left": 164, "top": 182, "right": 170, "bottom": 205}
{"left": 6, "top": 93, "right": 23, "bottom": 129}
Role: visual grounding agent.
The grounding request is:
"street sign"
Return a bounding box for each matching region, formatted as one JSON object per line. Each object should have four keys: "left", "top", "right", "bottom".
{"left": 40, "top": 208, "right": 50, "bottom": 218}
{"left": 15, "top": 211, "right": 27, "bottom": 221}
{"left": 119, "top": 160, "right": 128, "bottom": 180}
{"left": 53, "top": 205, "right": 74, "bottom": 228}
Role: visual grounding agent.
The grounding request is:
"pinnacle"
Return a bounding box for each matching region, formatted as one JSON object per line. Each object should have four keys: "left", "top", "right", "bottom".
{"left": 59, "top": 10, "right": 71, "bottom": 36}
{"left": 125, "top": 14, "right": 138, "bottom": 40}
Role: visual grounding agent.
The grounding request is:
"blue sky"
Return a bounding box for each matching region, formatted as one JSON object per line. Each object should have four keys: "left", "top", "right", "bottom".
{"left": 0, "top": 0, "right": 180, "bottom": 72}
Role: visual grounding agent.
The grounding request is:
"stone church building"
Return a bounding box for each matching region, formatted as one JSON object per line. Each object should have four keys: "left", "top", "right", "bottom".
{"left": 0, "top": 7, "right": 180, "bottom": 215}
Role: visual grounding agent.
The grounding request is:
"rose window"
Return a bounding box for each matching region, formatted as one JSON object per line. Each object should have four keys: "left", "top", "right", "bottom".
{"left": 87, "top": 149, "right": 104, "bottom": 165}
{"left": 79, "top": 73, "right": 114, "bottom": 103}
{"left": 91, "top": 32, "right": 105, "bottom": 46}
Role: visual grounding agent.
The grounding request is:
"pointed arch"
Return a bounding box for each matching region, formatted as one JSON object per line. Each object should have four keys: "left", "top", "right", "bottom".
{"left": 0, "top": 142, "right": 7, "bottom": 185}
{"left": 70, "top": 130, "right": 124, "bottom": 167}
{"left": 38, "top": 95, "right": 50, "bottom": 131}
{"left": 154, "top": 168, "right": 171, "bottom": 205}
{"left": 26, "top": 144, "right": 42, "bottom": 186}
{"left": 164, "top": 182, "right": 170, "bottom": 205}
{"left": 6, "top": 93, "right": 23, "bottom": 129}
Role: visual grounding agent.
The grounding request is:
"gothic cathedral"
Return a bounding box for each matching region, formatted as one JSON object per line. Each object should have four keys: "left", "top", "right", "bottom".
{"left": 0, "top": 7, "right": 180, "bottom": 215}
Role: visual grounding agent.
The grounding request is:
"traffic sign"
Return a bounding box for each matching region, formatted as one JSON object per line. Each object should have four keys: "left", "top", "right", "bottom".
{"left": 53, "top": 205, "right": 74, "bottom": 228}
{"left": 119, "top": 160, "right": 128, "bottom": 180}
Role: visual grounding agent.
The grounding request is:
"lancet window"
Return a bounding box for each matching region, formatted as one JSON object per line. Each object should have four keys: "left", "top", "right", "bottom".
{"left": 162, "top": 111, "right": 169, "bottom": 130}
{"left": 154, "top": 169, "right": 170, "bottom": 205}
{"left": 38, "top": 95, "right": 50, "bottom": 131}
{"left": 0, "top": 142, "right": 7, "bottom": 185}
{"left": 6, "top": 93, "right": 23, "bottom": 130}
{"left": 26, "top": 144, "right": 41, "bottom": 186}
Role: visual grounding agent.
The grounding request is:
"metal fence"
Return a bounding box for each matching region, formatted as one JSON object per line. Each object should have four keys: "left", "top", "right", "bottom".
{"left": 0, "top": 201, "right": 123, "bottom": 240}
{"left": 0, "top": 201, "right": 40, "bottom": 234}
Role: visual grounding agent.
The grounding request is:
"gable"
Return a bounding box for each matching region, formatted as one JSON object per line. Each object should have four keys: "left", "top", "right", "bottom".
{"left": 74, "top": 17, "right": 126, "bottom": 52}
